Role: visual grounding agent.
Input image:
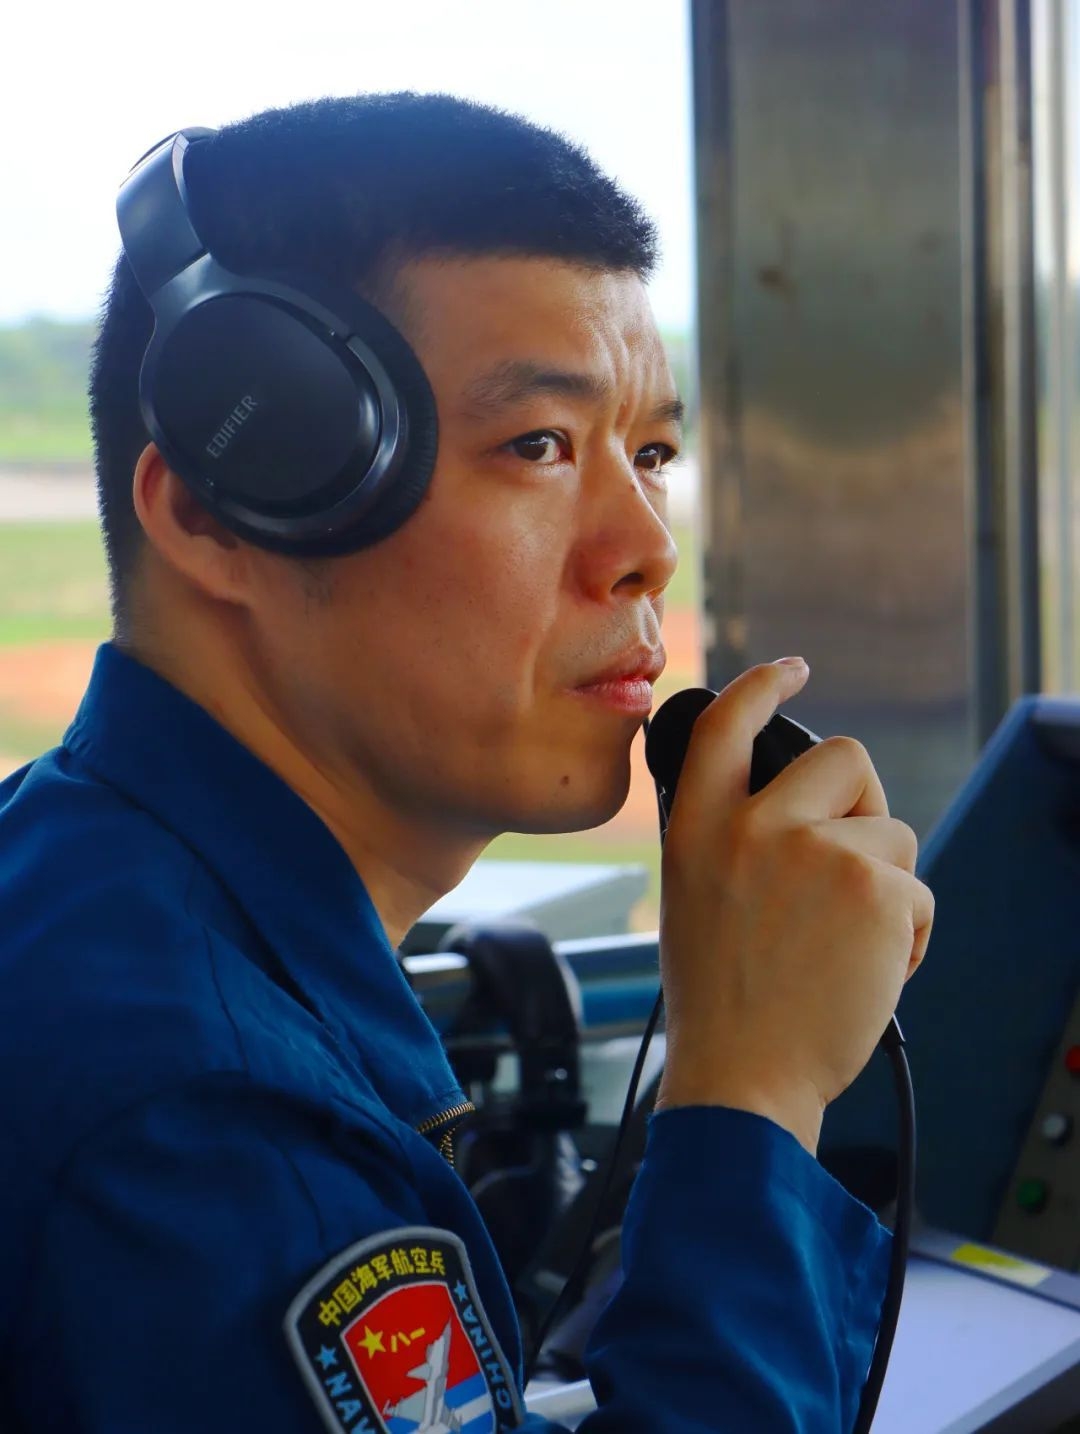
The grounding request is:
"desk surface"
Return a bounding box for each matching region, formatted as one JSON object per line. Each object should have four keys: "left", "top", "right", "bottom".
{"left": 525, "top": 1251, "right": 1080, "bottom": 1431}
{"left": 873, "top": 1253, "right": 1080, "bottom": 1432}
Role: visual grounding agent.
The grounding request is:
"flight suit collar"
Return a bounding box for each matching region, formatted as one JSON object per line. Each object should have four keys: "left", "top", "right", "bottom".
{"left": 63, "top": 641, "right": 465, "bottom": 1131}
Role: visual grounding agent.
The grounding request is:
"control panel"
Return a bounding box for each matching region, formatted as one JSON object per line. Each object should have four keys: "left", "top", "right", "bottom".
{"left": 993, "top": 993, "right": 1080, "bottom": 1268}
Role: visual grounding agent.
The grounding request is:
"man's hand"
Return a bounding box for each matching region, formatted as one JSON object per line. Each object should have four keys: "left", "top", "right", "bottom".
{"left": 655, "top": 658, "right": 934, "bottom": 1155}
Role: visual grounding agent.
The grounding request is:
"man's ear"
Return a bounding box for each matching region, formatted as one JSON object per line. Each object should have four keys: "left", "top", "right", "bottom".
{"left": 131, "top": 442, "right": 251, "bottom": 607}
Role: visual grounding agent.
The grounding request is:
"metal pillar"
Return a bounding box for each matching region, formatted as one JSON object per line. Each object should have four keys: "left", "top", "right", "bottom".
{"left": 691, "top": 0, "right": 1044, "bottom": 832}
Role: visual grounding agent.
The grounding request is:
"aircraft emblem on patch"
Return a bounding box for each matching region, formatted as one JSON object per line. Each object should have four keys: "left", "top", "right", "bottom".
{"left": 285, "top": 1225, "right": 522, "bottom": 1433}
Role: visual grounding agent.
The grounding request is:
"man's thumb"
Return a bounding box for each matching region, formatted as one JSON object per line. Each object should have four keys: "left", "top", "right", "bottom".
{"left": 666, "top": 659, "right": 810, "bottom": 828}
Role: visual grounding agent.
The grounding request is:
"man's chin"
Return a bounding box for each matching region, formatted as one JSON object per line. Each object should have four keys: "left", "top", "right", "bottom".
{"left": 508, "top": 780, "right": 631, "bottom": 836}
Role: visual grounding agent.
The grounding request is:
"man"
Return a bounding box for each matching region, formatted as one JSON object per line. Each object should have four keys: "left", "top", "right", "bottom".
{"left": 0, "top": 94, "right": 933, "bottom": 1431}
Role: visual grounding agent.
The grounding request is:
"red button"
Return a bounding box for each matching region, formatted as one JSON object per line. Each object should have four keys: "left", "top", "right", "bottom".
{"left": 1066, "top": 1046, "right": 1080, "bottom": 1076}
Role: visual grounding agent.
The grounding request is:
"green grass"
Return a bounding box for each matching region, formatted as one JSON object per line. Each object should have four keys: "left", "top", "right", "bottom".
{"left": 0, "top": 520, "right": 110, "bottom": 759}
{"left": 0, "top": 409, "right": 91, "bottom": 462}
{"left": 0, "top": 522, "right": 110, "bottom": 645}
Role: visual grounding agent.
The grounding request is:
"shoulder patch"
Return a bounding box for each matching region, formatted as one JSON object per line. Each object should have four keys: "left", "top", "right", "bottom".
{"left": 284, "top": 1226, "right": 523, "bottom": 1432}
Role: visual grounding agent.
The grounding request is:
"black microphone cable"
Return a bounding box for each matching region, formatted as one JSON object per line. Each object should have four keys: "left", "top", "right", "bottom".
{"left": 855, "top": 1016, "right": 915, "bottom": 1434}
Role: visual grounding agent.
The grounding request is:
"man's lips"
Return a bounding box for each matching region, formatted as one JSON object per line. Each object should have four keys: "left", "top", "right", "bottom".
{"left": 576, "top": 648, "right": 667, "bottom": 687}
{"left": 571, "top": 649, "right": 667, "bottom": 715}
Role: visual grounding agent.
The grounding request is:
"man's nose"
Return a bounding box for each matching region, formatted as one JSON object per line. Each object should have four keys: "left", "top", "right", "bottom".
{"left": 574, "top": 456, "right": 680, "bottom": 603}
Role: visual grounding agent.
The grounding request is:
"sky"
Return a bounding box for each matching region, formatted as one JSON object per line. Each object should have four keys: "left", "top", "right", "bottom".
{"left": 0, "top": 0, "right": 694, "bottom": 330}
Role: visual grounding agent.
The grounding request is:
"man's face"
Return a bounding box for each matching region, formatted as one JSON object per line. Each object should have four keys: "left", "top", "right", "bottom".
{"left": 258, "top": 255, "right": 680, "bottom": 836}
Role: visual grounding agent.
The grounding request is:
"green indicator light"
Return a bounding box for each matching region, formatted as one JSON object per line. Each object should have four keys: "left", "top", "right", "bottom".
{"left": 1017, "top": 1178, "right": 1049, "bottom": 1214}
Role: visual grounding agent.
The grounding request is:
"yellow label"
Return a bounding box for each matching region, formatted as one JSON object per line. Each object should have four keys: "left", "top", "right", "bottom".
{"left": 950, "top": 1242, "right": 1052, "bottom": 1289}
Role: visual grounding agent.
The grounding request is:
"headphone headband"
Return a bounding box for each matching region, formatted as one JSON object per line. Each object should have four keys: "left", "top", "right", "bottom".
{"left": 117, "top": 130, "right": 217, "bottom": 299}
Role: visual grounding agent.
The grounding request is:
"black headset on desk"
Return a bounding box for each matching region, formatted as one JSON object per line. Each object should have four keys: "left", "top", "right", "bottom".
{"left": 117, "top": 131, "right": 913, "bottom": 1434}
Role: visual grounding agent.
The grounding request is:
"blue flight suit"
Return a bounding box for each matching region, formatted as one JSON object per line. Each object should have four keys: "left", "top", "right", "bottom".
{"left": 0, "top": 642, "right": 890, "bottom": 1432}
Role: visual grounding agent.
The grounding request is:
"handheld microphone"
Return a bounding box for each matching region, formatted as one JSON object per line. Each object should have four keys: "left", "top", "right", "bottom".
{"left": 644, "top": 687, "right": 820, "bottom": 831}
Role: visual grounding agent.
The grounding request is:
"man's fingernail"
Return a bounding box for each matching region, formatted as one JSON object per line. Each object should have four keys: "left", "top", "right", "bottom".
{"left": 774, "top": 656, "right": 808, "bottom": 669}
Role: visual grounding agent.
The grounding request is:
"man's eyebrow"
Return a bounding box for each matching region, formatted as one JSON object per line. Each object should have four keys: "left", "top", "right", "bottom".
{"left": 461, "top": 359, "right": 684, "bottom": 430}
{"left": 649, "top": 397, "right": 686, "bottom": 428}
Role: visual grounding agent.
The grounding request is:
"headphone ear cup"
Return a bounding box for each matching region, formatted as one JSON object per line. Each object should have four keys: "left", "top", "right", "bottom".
{"left": 146, "top": 294, "right": 382, "bottom": 513}
{"left": 255, "top": 273, "right": 440, "bottom": 554}
{"left": 332, "top": 297, "right": 439, "bottom": 550}
{"left": 143, "top": 273, "right": 439, "bottom": 557}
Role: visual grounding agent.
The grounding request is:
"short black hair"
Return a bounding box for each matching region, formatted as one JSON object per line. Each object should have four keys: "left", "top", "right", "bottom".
{"left": 88, "top": 91, "right": 659, "bottom": 631}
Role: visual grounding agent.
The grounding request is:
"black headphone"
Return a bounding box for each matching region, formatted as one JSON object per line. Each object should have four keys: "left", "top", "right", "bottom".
{"left": 116, "top": 128, "right": 439, "bottom": 555}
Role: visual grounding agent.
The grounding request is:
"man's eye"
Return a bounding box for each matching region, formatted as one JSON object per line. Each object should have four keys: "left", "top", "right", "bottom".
{"left": 506, "top": 431, "right": 568, "bottom": 464}
{"left": 636, "top": 443, "right": 679, "bottom": 474}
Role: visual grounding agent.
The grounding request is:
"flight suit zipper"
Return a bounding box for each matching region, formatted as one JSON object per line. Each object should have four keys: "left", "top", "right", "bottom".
{"left": 416, "top": 1100, "right": 475, "bottom": 1166}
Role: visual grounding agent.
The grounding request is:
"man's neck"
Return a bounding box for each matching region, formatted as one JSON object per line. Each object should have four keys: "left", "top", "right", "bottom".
{"left": 125, "top": 632, "right": 486, "bottom": 949}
